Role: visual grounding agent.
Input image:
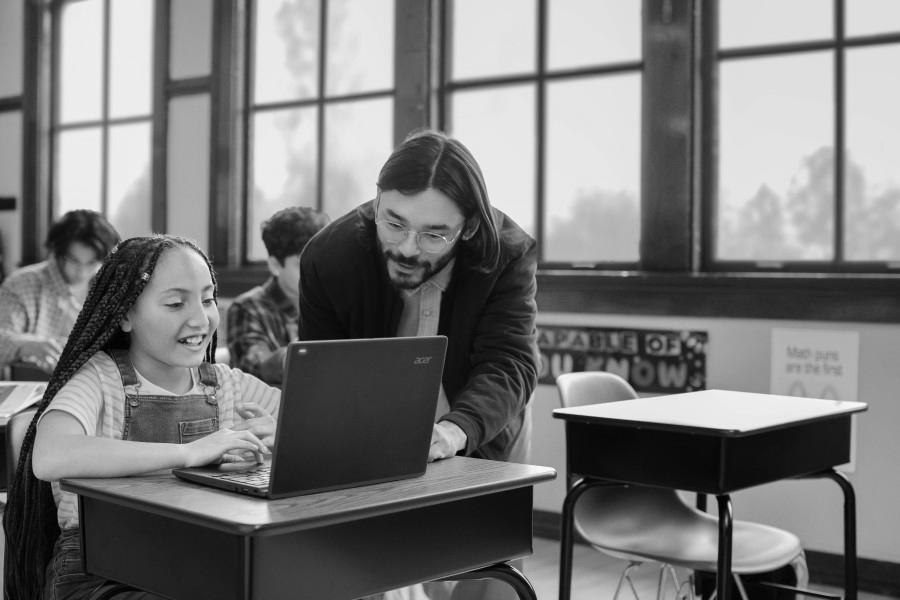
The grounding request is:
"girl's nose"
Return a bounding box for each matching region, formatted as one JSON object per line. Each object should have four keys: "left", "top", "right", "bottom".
{"left": 186, "top": 302, "right": 210, "bottom": 326}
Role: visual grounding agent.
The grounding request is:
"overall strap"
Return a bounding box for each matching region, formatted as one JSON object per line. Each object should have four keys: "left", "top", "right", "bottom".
{"left": 198, "top": 362, "right": 219, "bottom": 388}
{"left": 106, "top": 349, "right": 140, "bottom": 387}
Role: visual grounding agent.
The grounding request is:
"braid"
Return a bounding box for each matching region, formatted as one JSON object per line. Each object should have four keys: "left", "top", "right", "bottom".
{"left": 2, "top": 235, "right": 218, "bottom": 599}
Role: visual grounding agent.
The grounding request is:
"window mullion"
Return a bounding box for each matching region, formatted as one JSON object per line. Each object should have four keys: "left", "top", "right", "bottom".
{"left": 834, "top": 0, "right": 846, "bottom": 264}
{"left": 640, "top": 0, "right": 695, "bottom": 271}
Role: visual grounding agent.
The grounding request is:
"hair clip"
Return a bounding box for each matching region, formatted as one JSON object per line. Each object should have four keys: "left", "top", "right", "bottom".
{"left": 140, "top": 272, "right": 150, "bottom": 281}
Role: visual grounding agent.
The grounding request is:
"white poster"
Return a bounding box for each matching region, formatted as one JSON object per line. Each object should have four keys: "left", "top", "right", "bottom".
{"left": 770, "top": 328, "right": 860, "bottom": 471}
{"left": 769, "top": 328, "right": 859, "bottom": 401}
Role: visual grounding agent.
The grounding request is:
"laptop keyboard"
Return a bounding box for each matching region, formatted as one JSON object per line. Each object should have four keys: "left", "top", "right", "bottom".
{"left": 210, "top": 465, "right": 271, "bottom": 488}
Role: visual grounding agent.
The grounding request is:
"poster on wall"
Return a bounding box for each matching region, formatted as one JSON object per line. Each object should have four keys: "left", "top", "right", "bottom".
{"left": 769, "top": 328, "right": 859, "bottom": 402}
{"left": 537, "top": 325, "right": 708, "bottom": 393}
{"left": 769, "top": 327, "right": 860, "bottom": 471}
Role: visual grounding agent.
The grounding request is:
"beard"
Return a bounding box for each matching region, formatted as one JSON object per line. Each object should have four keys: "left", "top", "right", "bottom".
{"left": 381, "top": 245, "right": 456, "bottom": 290}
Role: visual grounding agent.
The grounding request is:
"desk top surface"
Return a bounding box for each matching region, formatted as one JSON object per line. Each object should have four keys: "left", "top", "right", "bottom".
{"left": 61, "top": 456, "right": 556, "bottom": 535}
{"left": 553, "top": 389, "right": 867, "bottom": 436}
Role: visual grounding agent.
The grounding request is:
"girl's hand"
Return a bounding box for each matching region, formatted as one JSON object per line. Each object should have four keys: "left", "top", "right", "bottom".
{"left": 181, "top": 427, "right": 270, "bottom": 467}
{"left": 231, "top": 402, "right": 276, "bottom": 449}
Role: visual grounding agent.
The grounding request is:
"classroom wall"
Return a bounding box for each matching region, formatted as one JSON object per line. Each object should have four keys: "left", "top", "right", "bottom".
{"left": 530, "top": 311, "right": 900, "bottom": 565}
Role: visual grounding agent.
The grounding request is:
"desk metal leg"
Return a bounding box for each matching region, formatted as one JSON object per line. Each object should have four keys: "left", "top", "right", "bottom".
{"left": 559, "top": 478, "right": 617, "bottom": 600}
{"left": 818, "top": 469, "right": 857, "bottom": 600}
{"left": 448, "top": 562, "right": 538, "bottom": 600}
{"left": 716, "top": 494, "right": 733, "bottom": 600}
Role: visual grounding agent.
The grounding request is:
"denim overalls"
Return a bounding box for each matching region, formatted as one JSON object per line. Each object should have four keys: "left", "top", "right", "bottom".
{"left": 44, "top": 351, "right": 221, "bottom": 600}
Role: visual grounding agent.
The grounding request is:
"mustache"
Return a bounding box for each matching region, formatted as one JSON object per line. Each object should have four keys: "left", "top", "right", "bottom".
{"left": 383, "top": 249, "right": 426, "bottom": 269}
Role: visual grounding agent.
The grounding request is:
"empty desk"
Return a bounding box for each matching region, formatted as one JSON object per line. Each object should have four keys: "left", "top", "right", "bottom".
{"left": 554, "top": 389, "right": 867, "bottom": 600}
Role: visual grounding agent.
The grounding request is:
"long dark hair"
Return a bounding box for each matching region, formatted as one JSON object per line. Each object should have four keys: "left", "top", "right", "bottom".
{"left": 376, "top": 129, "right": 501, "bottom": 273}
{"left": 3, "top": 235, "right": 218, "bottom": 600}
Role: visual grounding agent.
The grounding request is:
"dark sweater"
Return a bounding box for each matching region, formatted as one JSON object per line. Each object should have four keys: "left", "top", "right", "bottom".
{"left": 298, "top": 200, "right": 539, "bottom": 461}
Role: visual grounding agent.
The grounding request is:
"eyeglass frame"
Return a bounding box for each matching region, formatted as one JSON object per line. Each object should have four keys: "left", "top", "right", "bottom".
{"left": 373, "top": 195, "right": 466, "bottom": 254}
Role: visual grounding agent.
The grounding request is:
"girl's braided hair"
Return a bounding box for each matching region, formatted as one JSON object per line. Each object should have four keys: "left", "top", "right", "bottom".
{"left": 2, "top": 234, "right": 218, "bottom": 600}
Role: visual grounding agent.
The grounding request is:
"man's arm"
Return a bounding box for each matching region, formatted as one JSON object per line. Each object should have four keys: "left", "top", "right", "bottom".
{"left": 440, "top": 240, "right": 539, "bottom": 458}
{"left": 297, "top": 249, "right": 348, "bottom": 340}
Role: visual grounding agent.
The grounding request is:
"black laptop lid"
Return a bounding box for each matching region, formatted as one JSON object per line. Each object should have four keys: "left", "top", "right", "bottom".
{"left": 268, "top": 336, "right": 447, "bottom": 498}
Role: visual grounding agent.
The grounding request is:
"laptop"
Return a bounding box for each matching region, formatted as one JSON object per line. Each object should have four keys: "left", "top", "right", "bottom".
{"left": 173, "top": 336, "right": 447, "bottom": 499}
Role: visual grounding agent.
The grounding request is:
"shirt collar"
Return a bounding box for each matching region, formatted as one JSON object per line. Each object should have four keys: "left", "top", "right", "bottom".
{"left": 402, "top": 257, "right": 455, "bottom": 297}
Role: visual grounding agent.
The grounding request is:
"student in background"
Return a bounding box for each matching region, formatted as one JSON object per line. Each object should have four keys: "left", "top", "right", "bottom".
{"left": 3, "top": 235, "right": 279, "bottom": 600}
{"left": 226, "top": 206, "right": 329, "bottom": 385}
{"left": 0, "top": 209, "right": 120, "bottom": 375}
{"left": 298, "top": 129, "right": 538, "bottom": 599}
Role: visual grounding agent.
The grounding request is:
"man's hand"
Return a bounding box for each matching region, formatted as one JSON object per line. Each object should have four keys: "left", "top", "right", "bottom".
{"left": 429, "top": 420, "right": 467, "bottom": 462}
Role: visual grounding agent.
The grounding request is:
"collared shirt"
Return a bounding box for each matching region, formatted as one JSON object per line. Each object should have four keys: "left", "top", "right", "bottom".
{"left": 226, "top": 276, "right": 298, "bottom": 386}
{"left": 0, "top": 258, "right": 81, "bottom": 367}
{"left": 396, "top": 259, "right": 454, "bottom": 420}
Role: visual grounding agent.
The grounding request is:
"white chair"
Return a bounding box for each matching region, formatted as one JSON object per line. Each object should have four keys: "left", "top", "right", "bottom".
{"left": 5, "top": 406, "right": 38, "bottom": 493}
{"left": 556, "top": 371, "right": 809, "bottom": 600}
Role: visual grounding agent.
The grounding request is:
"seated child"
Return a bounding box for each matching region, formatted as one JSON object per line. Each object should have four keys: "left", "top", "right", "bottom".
{"left": 3, "top": 234, "right": 280, "bottom": 600}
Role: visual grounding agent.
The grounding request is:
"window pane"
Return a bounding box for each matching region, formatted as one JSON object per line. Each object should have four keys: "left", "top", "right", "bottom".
{"left": 254, "top": 0, "right": 320, "bottom": 104}
{"left": 59, "top": 0, "right": 103, "bottom": 123}
{"left": 720, "top": 0, "right": 831, "bottom": 49}
{"left": 717, "top": 53, "right": 833, "bottom": 262}
{"left": 451, "top": 0, "right": 535, "bottom": 80}
{"left": 845, "top": 45, "right": 900, "bottom": 262}
{"left": 108, "top": 122, "right": 152, "bottom": 239}
{"left": 450, "top": 85, "right": 536, "bottom": 235}
{"left": 326, "top": 0, "right": 393, "bottom": 95}
{"left": 545, "top": 75, "right": 641, "bottom": 263}
{"left": 168, "top": 95, "right": 210, "bottom": 251}
{"left": 547, "top": 0, "right": 640, "bottom": 70}
{"left": 323, "top": 98, "right": 393, "bottom": 220}
{"left": 0, "top": 114, "right": 21, "bottom": 198}
{"left": 56, "top": 128, "right": 102, "bottom": 216}
{"left": 0, "top": 0, "right": 23, "bottom": 97}
{"left": 248, "top": 107, "right": 318, "bottom": 261}
{"left": 109, "top": 0, "right": 153, "bottom": 118}
{"left": 847, "top": 0, "right": 900, "bottom": 37}
{"left": 171, "top": 0, "right": 212, "bottom": 79}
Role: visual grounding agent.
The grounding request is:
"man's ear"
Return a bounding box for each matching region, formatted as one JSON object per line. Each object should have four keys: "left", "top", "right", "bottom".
{"left": 120, "top": 316, "right": 132, "bottom": 333}
{"left": 462, "top": 220, "right": 480, "bottom": 241}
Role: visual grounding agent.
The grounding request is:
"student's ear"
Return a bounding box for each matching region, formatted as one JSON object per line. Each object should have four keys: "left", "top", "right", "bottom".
{"left": 461, "top": 220, "right": 480, "bottom": 241}
{"left": 120, "top": 316, "right": 132, "bottom": 333}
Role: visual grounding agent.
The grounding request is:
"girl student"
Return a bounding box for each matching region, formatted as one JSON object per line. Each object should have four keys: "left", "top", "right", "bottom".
{"left": 4, "top": 235, "right": 280, "bottom": 600}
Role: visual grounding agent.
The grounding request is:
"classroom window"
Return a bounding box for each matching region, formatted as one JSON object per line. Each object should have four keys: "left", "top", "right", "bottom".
{"left": 443, "top": 0, "right": 641, "bottom": 266}
{"left": 53, "top": 0, "right": 154, "bottom": 239}
{"left": 711, "top": 0, "right": 900, "bottom": 271}
{"left": 441, "top": 0, "right": 642, "bottom": 266}
{"left": 246, "top": 0, "right": 395, "bottom": 261}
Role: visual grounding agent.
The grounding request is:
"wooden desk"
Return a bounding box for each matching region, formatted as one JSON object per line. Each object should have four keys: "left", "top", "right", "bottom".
{"left": 554, "top": 389, "right": 867, "bottom": 600}
{"left": 62, "top": 456, "right": 556, "bottom": 600}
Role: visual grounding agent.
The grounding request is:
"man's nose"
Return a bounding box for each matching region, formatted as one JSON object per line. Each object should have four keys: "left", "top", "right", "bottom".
{"left": 396, "top": 231, "right": 421, "bottom": 256}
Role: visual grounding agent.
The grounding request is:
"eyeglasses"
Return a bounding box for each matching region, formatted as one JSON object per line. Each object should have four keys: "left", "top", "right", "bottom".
{"left": 375, "top": 218, "right": 463, "bottom": 254}
{"left": 373, "top": 196, "right": 464, "bottom": 254}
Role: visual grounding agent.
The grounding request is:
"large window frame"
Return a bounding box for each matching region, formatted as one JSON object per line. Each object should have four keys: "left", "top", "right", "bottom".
{"left": 15, "top": 0, "right": 900, "bottom": 322}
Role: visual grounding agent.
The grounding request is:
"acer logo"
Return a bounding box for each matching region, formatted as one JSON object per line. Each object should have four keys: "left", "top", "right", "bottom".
{"left": 413, "top": 356, "right": 432, "bottom": 365}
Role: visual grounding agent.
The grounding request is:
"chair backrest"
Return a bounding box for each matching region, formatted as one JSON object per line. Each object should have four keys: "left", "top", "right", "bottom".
{"left": 6, "top": 407, "right": 37, "bottom": 488}
{"left": 555, "top": 371, "right": 639, "bottom": 409}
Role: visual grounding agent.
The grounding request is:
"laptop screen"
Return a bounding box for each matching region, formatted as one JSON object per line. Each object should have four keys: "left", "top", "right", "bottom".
{"left": 266, "top": 336, "right": 447, "bottom": 497}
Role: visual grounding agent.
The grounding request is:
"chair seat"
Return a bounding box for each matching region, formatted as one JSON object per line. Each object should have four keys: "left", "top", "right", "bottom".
{"left": 575, "top": 486, "right": 804, "bottom": 574}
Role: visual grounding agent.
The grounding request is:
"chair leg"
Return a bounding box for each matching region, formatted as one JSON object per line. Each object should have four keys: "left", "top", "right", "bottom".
{"left": 732, "top": 575, "right": 749, "bottom": 600}
{"left": 613, "top": 561, "right": 642, "bottom": 600}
